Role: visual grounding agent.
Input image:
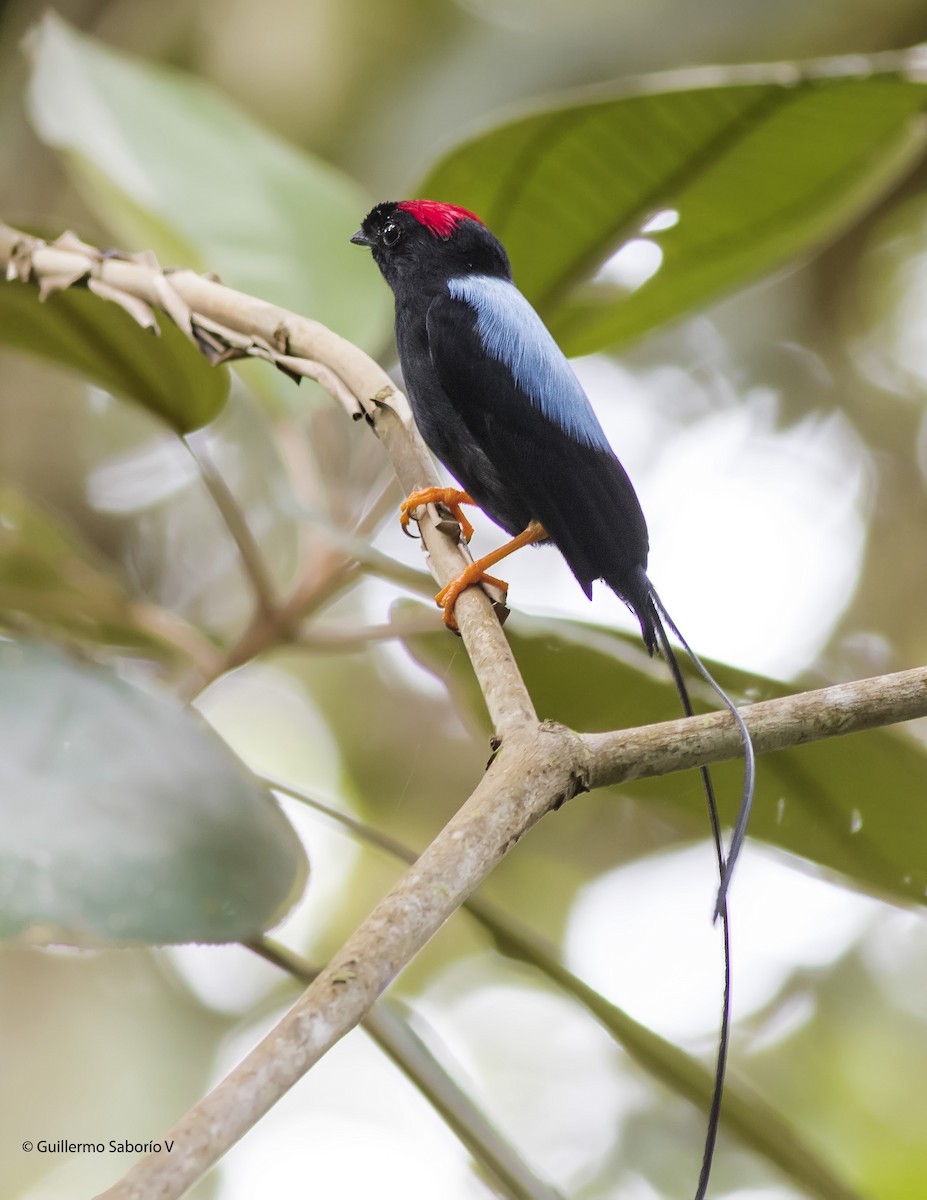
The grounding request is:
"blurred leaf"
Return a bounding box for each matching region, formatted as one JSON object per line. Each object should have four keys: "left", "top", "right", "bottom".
{"left": 0, "top": 486, "right": 204, "bottom": 660}
{"left": 24, "top": 13, "right": 390, "bottom": 358}
{"left": 420, "top": 54, "right": 927, "bottom": 355}
{"left": 401, "top": 607, "right": 927, "bottom": 909}
{"left": 0, "top": 637, "right": 308, "bottom": 944}
{"left": 0, "top": 271, "right": 228, "bottom": 432}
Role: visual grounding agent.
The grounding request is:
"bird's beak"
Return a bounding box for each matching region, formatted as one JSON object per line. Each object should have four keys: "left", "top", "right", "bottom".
{"left": 350, "top": 229, "right": 372, "bottom": 246}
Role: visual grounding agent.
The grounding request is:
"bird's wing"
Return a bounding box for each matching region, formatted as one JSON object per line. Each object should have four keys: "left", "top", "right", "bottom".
{"left": 428, "top": 276, "right": 612, "bottom": 455}
{"left": 425, "top": 281, "right": 649, "bottom": 602}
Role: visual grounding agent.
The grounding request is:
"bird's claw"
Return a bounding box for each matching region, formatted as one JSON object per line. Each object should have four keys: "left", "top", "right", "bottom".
{"left": 431, "top": 521, "right": 543, "bottom": 629}
{"left": 435, "top": 568, "right": 509, "bottom": 630}
{"left": 399, "top": 487, "right": 476, "bottom": 543}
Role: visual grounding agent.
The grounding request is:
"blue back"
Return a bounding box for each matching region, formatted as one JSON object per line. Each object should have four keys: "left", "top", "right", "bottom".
{"left": 447, "top": 275, "right": 611, "bottom": 452}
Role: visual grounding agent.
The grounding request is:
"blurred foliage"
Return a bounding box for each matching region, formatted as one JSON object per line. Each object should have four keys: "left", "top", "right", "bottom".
{"left": 422, "top": 61, "right": 927, "bottom": 355}
{"left": 0, "top": 265, "right": 230, "bottom": 432}
{"left": 25, "top": 14, "right": 390, "bottom": 358}
{"left": 2, "top": 4, "right": 927, "bottom": 1200}
{"left": 0, "top": 485, "right": 180, "bottom": 653}
{"left": 0, "top": 637, "right": 308, "bottom": 944}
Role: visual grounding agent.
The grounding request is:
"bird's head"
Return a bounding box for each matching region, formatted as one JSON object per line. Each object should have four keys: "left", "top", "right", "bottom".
{"left": 350, "top": 200, "right": 511, "bottom": 291}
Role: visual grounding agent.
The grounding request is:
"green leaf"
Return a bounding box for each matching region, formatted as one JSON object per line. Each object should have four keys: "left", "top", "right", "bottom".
{"left": 0, "top": 267, "right": 228, "bottom": 432}
{"left": 0, "top": 637, "right": 308, "bottom": 945}
{"left": 419, "top": 54, "right": 927, "bottom": 355}
{"left": 24, "top": 13, "right": 390, "bottom": 356}
{"left": 401, "top": 607, "right": 927, "bottom": 909}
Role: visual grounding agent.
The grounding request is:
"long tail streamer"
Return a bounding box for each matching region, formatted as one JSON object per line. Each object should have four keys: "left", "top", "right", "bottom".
{"left": 647, "top": 581, "right": 756, "bottom": 915}
{"left": 643, "top": 575, "right": 756, "bottom": 1200}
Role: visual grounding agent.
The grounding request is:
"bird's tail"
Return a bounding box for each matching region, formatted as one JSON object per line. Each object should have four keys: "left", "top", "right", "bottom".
{"left": 641, "top": 575, "right": 756, "bottom": 913}
{"left": 637, "top": 568, "right": 756, "bottom": 1200}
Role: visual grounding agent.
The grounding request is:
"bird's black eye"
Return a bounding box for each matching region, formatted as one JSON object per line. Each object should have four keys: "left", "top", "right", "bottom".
{"left": 382, "top": 222, "right": 401, "bottom": 247}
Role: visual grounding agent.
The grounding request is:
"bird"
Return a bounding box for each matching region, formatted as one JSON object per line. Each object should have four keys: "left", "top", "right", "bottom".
{"left": 351, "top": 199, "right": 755, "bottom": 1199}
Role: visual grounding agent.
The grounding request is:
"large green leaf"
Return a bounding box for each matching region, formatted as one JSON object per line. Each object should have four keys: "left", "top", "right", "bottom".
{"left": 24, "top": 14, "right": 389, "bottom": 355}
{"left": 0, "top": 267, "right": 227, "bottom": 432}
{"left": 401, "top": 607, "right": 927, "bottom": 909}
{"left": 0, "top": 637, "right": 308, "bottom": 944}
{"left": 420, "top": 54, "right": 927, "bottom": 355}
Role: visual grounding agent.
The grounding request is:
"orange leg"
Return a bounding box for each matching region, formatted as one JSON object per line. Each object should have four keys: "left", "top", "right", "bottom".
{"left": 436, "top": 522, "right": 547, "bottom": 629}
{"left": 400, "top": 487, "right": 476, "bottom": 543}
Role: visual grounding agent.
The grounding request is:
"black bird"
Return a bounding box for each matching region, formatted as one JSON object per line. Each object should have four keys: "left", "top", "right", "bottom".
{"left": 352, "top": 199, "right": 755, "bottom": 1199}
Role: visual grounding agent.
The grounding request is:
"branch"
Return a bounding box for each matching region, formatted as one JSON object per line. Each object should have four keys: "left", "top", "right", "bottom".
{"left": 583, "top": 663, "right": 927, "bottom": 787}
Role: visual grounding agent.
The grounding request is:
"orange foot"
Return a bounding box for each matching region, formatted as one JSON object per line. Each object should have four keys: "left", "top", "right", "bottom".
{"left": 399, "top": 487, "right": 476, "bottom": 543}
{"left": 434, "top": 522, "right": 547, "bottom": 630}
{"left": 435, "top": 566, "right": 509, "bottom": 630}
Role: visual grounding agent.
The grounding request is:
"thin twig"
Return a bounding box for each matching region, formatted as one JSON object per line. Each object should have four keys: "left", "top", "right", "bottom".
{"left": 294, "top": 611, "right": 442, "bottom": 652}
{"left": 353, "top": 474, "right": 405, "bottom": 540}
{"left": 184, "top": 436, "right": 279, "bottom": 622}
{"left": 213, "top": 497, "right": 432, "bottom": 675}
{"left": 127, "top": 600, "right": 223, "bottom": 677}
